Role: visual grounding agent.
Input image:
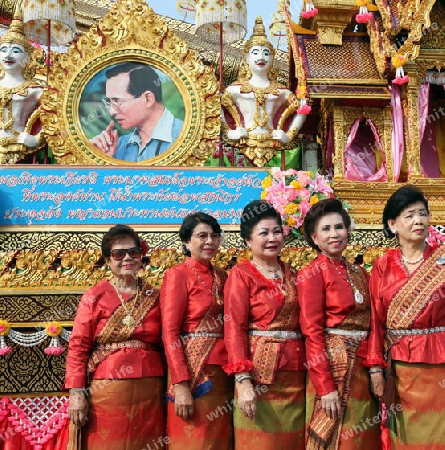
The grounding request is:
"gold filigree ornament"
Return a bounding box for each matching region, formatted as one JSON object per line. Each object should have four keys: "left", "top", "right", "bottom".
{"left": 41, "top": 0, "right": 220, "bottom": 166}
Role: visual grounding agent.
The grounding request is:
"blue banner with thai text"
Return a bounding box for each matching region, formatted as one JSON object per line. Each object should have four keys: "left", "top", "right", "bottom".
{"left": 0, "top": 166, "right": 264, "bottom": 226}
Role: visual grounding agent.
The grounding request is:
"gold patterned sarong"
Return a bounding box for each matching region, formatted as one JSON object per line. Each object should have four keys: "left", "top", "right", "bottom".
{"left": 384, "top": 246, "right": 445, "bottom": 407}
{"left": 307, "top": 264, "right": 371, "bottom": 450}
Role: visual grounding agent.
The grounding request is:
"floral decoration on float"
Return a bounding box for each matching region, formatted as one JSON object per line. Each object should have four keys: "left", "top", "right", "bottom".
{"left": 0, "top": 319, "right": 12, "bottom": 356}
{"left": 296, "top": 85, "right": 312, "bottom": 115}
{"left": 391, "top": 54, "right": 409, "bottom": 85}
{"left": 301, "top": 0, "right": 318, "bottom": 19}
{"left": 261, "top": 169, "right": 351, "bottom": 238}
{"left": 44, "top": 321, "right": 65, "bottom": 355}
{"left": 355, "top": 0, "right": 374, "bottom": 23}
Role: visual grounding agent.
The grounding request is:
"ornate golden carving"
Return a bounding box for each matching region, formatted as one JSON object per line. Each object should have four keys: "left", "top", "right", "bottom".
{"left": 333, "top": 179, "right": 445, "bottom": 225}
{"left": 311, "top": 4, "right": 356, "bottom": 45}
{"left": 367, "top": 20, "right": 391, "bottom": 75}
{"left": 405, "top": 68, "right": 423, "bottom": 178}
{"left": 374, "top": 0, "right": 393, "bottom": 35}
{"left": 382, "top": 106, "right": 395, "bottom": 181}
{"left": 421, "top": 2, "right": 445, "bottom": 49}
{"left": 40, "top": 0, "right": 219, "bottom": 166}
{"left": 396, "top": 0, "right": 437, "bottom": 62}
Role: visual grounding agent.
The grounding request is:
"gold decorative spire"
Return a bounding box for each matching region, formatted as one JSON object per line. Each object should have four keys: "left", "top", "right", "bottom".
{"left": 1, "top": 7, "right": 34, "bottom": 55}
{"left": 244, "top": 16, "right": 275, "bottom": 56}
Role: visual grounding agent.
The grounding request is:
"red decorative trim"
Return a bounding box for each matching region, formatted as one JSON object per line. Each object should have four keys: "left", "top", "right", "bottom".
{"left": 363, "top": 354, "right": 386, "bottom": 368}
{"left": 223, "top": 359, "right": 254, "bottom": 375}
{"left": 244, "top": 260, "right": 285, "bottom": 305}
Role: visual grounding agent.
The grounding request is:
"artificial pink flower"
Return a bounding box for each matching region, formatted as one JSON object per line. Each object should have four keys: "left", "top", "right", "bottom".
{"left": 298, "top": 188, "right": 311, "bottom": 202}
{"left": 392, "top": 75, "right": 409, "bottom": 85}
{"left": 310, "top": 172, "right": 334, "bottom": 195}
{"left": 298, "top": 201, "right": 311, "bottom": 217}
{"left": 356, "top": 12, "right": 373, "bottom": 23}
{"left": 297, "top": 104, "right": 312, "bottom": 114}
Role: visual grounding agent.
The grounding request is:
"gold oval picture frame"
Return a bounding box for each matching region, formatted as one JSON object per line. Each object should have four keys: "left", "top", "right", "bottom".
{"left": 41, "top": 0, "right": 220, "bottom": 166}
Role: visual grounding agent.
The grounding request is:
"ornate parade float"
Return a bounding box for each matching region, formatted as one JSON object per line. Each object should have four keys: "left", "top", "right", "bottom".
{"left": 0, "top": 0, "right": 444, "bottom": 447}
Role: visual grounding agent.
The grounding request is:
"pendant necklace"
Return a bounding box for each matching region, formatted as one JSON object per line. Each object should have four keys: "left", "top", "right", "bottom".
{"left": 252, "top": 260, "right": 282, "bottom": 280}
{"left": 328, "top": 257, "right": 364, "bottom": 304}
{"left": 112, "top": 279, "right": 140, "bottom": 327}
{"left": 252, "top": 260, "right": 287, "bottom": 296}
{"left": 185, "top": 260, "right": 222, "bottom": 305}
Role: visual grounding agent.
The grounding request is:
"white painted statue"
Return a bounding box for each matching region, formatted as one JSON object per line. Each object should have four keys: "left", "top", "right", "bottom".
{"left": 0, "top": 13, "right": 44, "bottom": 162}
{"left": 221, "top": 16, "right": 306, "bottom": 167}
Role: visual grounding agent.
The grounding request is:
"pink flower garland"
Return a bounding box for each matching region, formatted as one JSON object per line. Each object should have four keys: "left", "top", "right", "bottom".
{"left": 6, "top": 398, "right": 69, "bottom": 450}
{"left": 428, "top": 226, "right": 445, "bottom": 246}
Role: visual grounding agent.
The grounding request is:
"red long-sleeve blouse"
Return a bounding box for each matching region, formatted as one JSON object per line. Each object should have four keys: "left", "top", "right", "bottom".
{"left": 160, "top": 258, "right": 228, "bottom": 385}
{"left": 365, "top": 244, "right": 445, "bottom": 367}
{"left": 297, "top": 254, "right": 370, "bottom": 397}
{"left": 65, "top": 280, "right": 164, "bottom": 389}
{"left": 224, "top": 260, "right": 306, "bottom": 375}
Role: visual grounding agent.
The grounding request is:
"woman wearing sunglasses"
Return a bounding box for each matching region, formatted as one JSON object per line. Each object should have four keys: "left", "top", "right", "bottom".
{"left": 160, "top": 212, "right": 233, "bottom": 449}
{"left": 65, "top": 224, "right": 164, "bottom": 449}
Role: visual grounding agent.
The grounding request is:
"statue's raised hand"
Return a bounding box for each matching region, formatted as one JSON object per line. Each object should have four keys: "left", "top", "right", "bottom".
{"left": 227, "top": 127, "right": 249, "bottom": 141}
{"left": 272, "top": 129, "right": 291, "bottom": 144}
{"left": 18, "top": 132, "right": 39, "bottom": 148}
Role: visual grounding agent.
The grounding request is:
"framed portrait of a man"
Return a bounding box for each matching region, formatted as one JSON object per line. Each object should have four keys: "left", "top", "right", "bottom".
{"left": 41, "top": 0, "right": 219, "bottom": 166}
{"left": 80, "top": 62, "right": 185, "bottom": 163}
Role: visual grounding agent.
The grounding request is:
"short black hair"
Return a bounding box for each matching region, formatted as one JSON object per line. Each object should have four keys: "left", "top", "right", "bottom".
{"left": 105, "top": 62, "right": 162, "bottom": 102}
{"left": 303, "top": 198, "right": 351, "bottom": 252}
{"left": 382, "top": 185, "right": 429, "bottom": 238}
{"left": 101, "top": 224, "right": 141, "bottom": 258}
{"left": 240, "top": 200, "right": 282, "bottom": 241}
{"left": 179, "top": 212, "right": 221, "bottom": 256}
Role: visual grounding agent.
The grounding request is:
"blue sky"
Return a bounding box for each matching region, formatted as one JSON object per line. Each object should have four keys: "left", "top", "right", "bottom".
{"left": 151, "top": 0, "right": 303, "bottom": 47}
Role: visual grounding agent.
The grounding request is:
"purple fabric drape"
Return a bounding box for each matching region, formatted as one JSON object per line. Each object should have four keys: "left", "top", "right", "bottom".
{"left": 344, "top": 119, "right": 387, "bottom": 181}
{"left": 390, "top": 85, "right": 404, "bottom": 181}
{"left": 418, "top": 83, "right": 440, "bottom": 178}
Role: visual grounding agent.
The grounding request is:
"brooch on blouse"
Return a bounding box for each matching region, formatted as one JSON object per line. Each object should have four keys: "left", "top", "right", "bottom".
{"left": 436, "top": 257, "right": 445, "bottom": 266}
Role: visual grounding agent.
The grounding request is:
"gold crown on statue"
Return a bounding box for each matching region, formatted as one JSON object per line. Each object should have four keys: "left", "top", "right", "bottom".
{"left": 244, "top": 16, "right": 275, "bottom": 56}
{"left": 1, "top": 9, "right": 34, "bottom": 55}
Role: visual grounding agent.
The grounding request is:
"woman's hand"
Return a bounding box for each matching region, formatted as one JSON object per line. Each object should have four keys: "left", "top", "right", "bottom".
{"left": 68, "top": 390, "right": 89, "bottom": 428}
{"left": 370, "top": 372, "right": 385, "bottom": 398}
{"left": 236, "top": 377, "right": 257, "bottom": 421}
{"left": 174, "top": 381, "right": 194, "bottom": 420}
{"left": 321, "top": 390, "right": 341, "bottom": 419}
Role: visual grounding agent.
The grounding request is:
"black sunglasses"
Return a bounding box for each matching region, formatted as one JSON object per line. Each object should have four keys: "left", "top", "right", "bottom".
{"left": 110, "top": 247, "right": 142, "bottom": 261}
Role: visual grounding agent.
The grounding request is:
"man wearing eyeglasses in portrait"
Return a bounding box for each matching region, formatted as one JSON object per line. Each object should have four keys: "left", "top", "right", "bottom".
{"left": 90, "top": 62, "right": 184, "bottom": 162}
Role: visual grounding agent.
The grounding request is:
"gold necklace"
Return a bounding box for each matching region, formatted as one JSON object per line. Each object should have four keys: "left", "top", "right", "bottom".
{"left": 112, "top": 279, "right": 140, "bottom": 327}
{"left": 185, "top": 260, "right": 222, "bottom": 305}
{"left": 328, "top": 257, "right": 364, "bottom": 304}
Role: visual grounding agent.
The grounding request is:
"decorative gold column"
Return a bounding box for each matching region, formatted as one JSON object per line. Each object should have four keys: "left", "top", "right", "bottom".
{"left": 404, "top": 64, "right": 423, "bottom": 179}
{"left": 382, "top": 106, "right": 395, "bottom": 181}
{"left": 333, "top": 106, "right": 346, "bottom": 179}
{"left": 311, "top": 1, "right": 356, "bottom": 45}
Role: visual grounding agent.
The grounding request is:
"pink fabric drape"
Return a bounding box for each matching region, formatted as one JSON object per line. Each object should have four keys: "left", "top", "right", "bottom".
{"left": 390, "top": 84, "right": 404, "bottom": 181}
{"left": 418, "top": 83, "right": 440, "bottom": 178}
{"left": 344, "top": 119, "right": 387, "bottom": 181}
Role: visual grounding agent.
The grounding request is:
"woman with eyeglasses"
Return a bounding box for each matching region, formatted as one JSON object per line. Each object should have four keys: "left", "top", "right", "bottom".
{"left": 160, "top": 212, "right": 232, "bottom": 449}
{"left": 224, "top": 200, "right": 306, "bottom": 449}
{"left": 65, "top": 224, "right": 164, "bottom": 450}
